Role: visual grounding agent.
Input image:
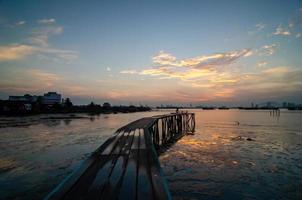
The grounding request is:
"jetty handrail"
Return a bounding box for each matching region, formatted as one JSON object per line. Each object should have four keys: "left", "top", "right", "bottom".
{"left": 148, "top": 112, "right": 195, "bottom": 149}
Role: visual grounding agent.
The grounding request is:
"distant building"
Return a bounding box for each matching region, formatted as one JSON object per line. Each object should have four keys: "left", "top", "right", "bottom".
{"left": 0, "top": 100, "right": 32, "bottom": 112}
{"left": 103, "top": 102, "right": 111, "bottom": 108}
{"left": 42, "top": 92, "right": 61, "bottom": 105}
{"left": 9, "top": 96, "right": 29, "bottom": 102}
{"left": 8, "top": 92, "right": 61, "bottom": 105}
{"left": 9, "top": 94, "right": 37, "bottom": 103}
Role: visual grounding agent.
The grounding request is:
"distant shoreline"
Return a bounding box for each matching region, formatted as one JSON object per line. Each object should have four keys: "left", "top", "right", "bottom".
{"left": 1, "top": 106, "right": 302, "bottom": 117}
{"left": 0, "top": 105, "right": 152, "bottom": 117}
{"left": 157, "top": 107, "right": 302, "bottom": 110}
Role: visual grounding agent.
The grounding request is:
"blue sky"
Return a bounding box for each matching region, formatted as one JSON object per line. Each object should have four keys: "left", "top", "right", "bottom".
{"left": 0, "top": 0, "right": 302, "bottom": 106}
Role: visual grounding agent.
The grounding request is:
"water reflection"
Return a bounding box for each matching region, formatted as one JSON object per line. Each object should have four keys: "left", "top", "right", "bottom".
{"left": 0, "top": 110, "right": 302, "bottom": 199}
{"left": 0, "top": 114, "right": 109, "bottom": 128}
{"left": 160, "top": 109, "right": 302, "bottom": 200}
{"left": 0, "top": 110, "right": 169, "bottom": 199}
{"left": 63, "top": 119, "right": 71, "bottom": 126}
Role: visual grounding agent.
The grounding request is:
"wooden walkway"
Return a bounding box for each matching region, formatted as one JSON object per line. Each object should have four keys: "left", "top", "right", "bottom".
{"left": 46, "top": 112, "right": 195, "bottom": 200}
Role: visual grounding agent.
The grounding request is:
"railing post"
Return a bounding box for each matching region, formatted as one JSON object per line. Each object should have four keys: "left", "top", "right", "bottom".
{"left": 161, "top": 118, "right": 165, "bottom": 145}
{"left": 155, "top": 119, "right": 159, "bottom": 148}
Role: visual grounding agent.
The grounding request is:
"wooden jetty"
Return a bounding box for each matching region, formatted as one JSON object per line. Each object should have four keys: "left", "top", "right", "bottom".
{"left": 46, "top": 112, "right": 195, "bottom": 200}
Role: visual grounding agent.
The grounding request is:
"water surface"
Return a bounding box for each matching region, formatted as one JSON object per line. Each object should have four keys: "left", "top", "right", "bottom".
{"left": 0, "top": 111, "right": 168, "bottom": 199}
{"left": 0, "top": 109, "right": 302, "bottom": 199}
{"left": 160, "top": 109, "right": 302, "bottom": 199}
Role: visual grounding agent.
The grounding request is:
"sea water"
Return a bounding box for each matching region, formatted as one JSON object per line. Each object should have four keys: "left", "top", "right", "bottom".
{"left": 0, "top": 109, "right": 301, "bottom": 199}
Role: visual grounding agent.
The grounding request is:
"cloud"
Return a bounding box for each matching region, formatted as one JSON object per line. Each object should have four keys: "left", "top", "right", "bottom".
{"left": 27, "top": 20, "right": 77, "bottom": 63}
{"left": 271, "top": 9, "right": 302, "bottom": 40}
{"left": 29, "top": 25, "right": 64, "bottom": 47}
{"left": 235, "top": 67, "right": 302, "bottom": 97}
{"left": 151, "top": 49, "right": 252, "bottom": 69}
{"left": 248, "top": 22, "right": 265, "bottom": 35}
{"left": 273, "top": 25, "right": 291, "bottom": 36}
{"left": 121, "top": 49, "right": 251, "bottom": 90}
{"left": 4, "top": 20, "right": 27, "bottom": 28}
{"left": 255, "top": 23, "right": 265, "bottom": 31}
{"left": 296, "top": 33, "right": 302, "bottom": 38}
{"left": 258, "top": 44, "right": 277, "bottom": 56}
{"left": 140, "top": 67, "right": 219, "bottom": 82}
{"left": 56, "top": 53, "right": 78, "bottom": 63}
{"left": 0, "top": 18, "right": 78, "bottom": 63}
{"left": 0, "top": 68, "right": 61, "bottom": 92}
{"left": 16, "top": 21, "right": 26, "bottom": 26}
{"left": 238, "top": 67, "right": 299, "bottom": 86}
{"left": 152, "top": 51, "right": 177, "bottom": 66}
{"left": 34, "top": 47, "right": 78, "bottom": 63}
{"left": 257, "top": 61, "right": 267, "bottom": 67}
{"left": 288, "top": 10, "right": 302, "bottom": 28}
{"left": 28, "top": 69, "right": 60, "bottom": 83}
{"left": 119, "top": 49, "right": 302, "bottom": 102}
{"left": 0, "top": 44, "right": 35, "bottom": 61}
{"left": 0, "top": 68, "right": 110, "bottom": 98}
{"left": 106, "top": 67, "right": 111, "bottom": 71}
{"left": 37, "top": 18, "right": 56, "bottom": 24}
{"left": 120, "top": 70, "right": 139, "bottom": 74}
{"left": 0, "top": 44, "right": 78, "bottom": 63}
{"left": 262, "top": 66, "right": 289, "bottom": 75}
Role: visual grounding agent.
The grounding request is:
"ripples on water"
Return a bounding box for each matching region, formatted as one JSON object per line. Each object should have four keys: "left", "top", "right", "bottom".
{"left": 160, "top": 110, "right": 302, "bottom": 200}
{"left": 0, "top": 110, "right": 302, "bottom": 199}
{"left": 0, "top": 111, "right": 166, "bottom": 199}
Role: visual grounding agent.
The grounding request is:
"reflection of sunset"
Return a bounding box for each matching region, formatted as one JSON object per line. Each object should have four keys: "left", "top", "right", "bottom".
{"left": 159, "top": 109, "right": 302, "bottom": 199}
{"left": 0, "top": 158, "right": 17, "bottom": 172}
{"left": 160, "top": 132, "right": 235, "bottom": 168}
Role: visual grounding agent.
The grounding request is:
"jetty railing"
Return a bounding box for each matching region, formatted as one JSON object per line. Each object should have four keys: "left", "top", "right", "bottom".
{"left": 46, "top": 112, "right": 195, "bottom": 200}
{"left": 149, "top": 112, "right": 195, "bottom": 148}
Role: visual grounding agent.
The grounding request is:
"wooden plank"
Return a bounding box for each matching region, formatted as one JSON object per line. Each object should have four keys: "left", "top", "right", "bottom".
{"left": 101, "top": 132, "right": 126, "bottom": 155}
{"left": 82, "top": 130, "right": 129, "bottom": 199}
{"left": 83, "top": 159, "right": 114, "bottom": 199}
{"left": 137, "top": 130, "right": 154, "bottom": 200}
{"left": 84, "top": 131, "right": 132, "bottom": 199}
{"left": 98, "top": 130, "right": 136, "bottom": 199}
{"left": 117, "top": 129, "right": 141, "bottom": 199}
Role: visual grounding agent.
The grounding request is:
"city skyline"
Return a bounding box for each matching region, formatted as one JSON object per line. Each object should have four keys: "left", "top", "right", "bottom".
{"left": 1, "top": 0, "right": 302, "bottom": 106}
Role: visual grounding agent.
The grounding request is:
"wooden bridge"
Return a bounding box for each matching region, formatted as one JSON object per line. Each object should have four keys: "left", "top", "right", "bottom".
{"left": 46, "top": 112, "right": 195, "bottom": 200}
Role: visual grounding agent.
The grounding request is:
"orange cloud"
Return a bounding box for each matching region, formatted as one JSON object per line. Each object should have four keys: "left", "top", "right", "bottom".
{"left": 0, "top": 45, "right": 35, "bottom": 61}
{"left": 121, "top": 49, "right": 250, "bottom": 88}
{"left": 118, "top": 47, "right": 302, "bottom": 103}
{"left": 150, "top": 49, "right": 252, "bottom": 69}
{"left": 152, "top": 51, "right": 177, "bottom": 66}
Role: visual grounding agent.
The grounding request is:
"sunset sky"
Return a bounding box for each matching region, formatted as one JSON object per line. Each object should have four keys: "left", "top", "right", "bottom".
{"left": 0, "top": 0, "right": 302, "bottom": 106}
